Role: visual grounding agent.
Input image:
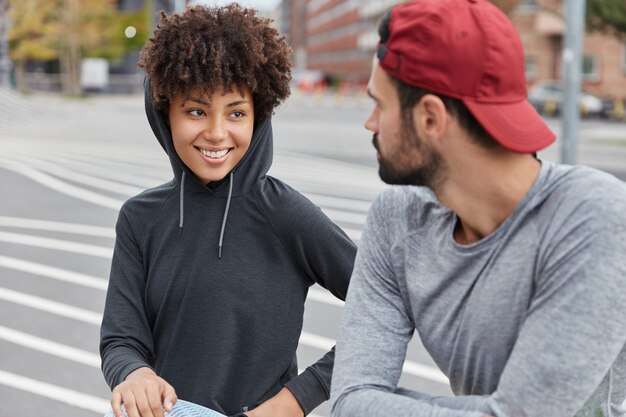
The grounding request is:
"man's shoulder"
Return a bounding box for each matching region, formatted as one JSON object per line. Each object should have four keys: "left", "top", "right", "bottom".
{"left": 542, "top": 163, "right": 626, "bottom": 210}
{"left": 372, "top": 185, "right": 441, "bottom": 213}
{"left": 537, "top": 163, "right": 626, "bottom": 231}
{"left": 369, "top": 186, "right": 447, "bottom": 233}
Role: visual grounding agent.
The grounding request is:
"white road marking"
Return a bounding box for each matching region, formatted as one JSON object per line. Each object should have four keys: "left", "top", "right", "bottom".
{"left": 307, "top": 287, "right": 344, "bottom": 307}
{"left": 320, "top": 208, "right": 367, "bottom": 225}
{"left": 0, "top": 288, "right": 447, "bottom": 384}
{"left": 0, "top": 369, "right": 110, "bottom": 413}
{"left": 0, "top": 325, "right": 100, "bottom": 367}
{"left": 0, "top": 255, "right": 108, "bottom": 290}
{"left": 0, "top": 158, "right": 123, "bottom": 210}
{"left": 0, "top": 286, "right": 102, "bottom": 325}
{"left": 299, "top": 331, "right": 449, "bottom": 384}
{"left": 9, "top": 154, "right": 145, "bottom": 196}
{"left": 300, "top": 331, "right": 336, "bottom": 351}
{"left": 304, "top": 192, "right": 372, "bottom": 212}
{"left": 0, "top": 231, "right": 113, "bottom": 258}
{"left": 402, "top": 361, "right": 449, "bottom": 384}
{"left": 342, "top": 227, "right": 362, "bottom": 242}
{"left": 0, "top": 216, "right": 115, "bottom": 238}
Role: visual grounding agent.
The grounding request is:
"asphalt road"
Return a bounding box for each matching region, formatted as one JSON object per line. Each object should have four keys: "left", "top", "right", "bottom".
{"left": 0, "top": 89, "right": 624, "bottom": 417}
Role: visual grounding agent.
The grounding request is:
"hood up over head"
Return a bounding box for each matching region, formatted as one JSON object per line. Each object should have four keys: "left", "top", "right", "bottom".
{"left": 143, "top": 78, "right": 274, "bottom": 258}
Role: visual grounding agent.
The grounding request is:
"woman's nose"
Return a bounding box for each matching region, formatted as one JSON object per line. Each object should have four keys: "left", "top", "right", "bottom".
{"left": 202, "top": 117, "right": 227, "bottom": 141}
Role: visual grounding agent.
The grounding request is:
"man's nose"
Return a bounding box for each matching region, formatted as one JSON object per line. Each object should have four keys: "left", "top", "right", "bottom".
{"left": 364, "top": 108, "right": 378, "bottom": 133}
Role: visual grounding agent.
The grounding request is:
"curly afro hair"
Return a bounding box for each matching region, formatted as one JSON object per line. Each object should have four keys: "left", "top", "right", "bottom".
{"left": 138, "top": 3, "right": 292, "bottom": 121}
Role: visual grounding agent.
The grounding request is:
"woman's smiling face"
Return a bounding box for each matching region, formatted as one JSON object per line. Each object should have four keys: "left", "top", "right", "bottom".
{"left": 168, "top": 86, "right": 255, "bottom": 184}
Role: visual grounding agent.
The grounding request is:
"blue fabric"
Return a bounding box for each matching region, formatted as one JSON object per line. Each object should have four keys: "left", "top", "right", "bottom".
{"left": 104, "top": 399, "right": 226, "bottom": 417}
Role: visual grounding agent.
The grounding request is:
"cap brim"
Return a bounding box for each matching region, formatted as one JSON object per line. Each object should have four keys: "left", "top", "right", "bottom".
{"left": 463, "top": 99, "right": 556, "bottom": 153}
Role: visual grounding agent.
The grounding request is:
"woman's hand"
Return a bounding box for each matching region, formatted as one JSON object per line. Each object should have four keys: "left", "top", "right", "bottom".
{"left": 245, "top": 387, "right": 304, "bottom": 417}
{"left": 111, "top": 367, "right": 177, "bottom": 417}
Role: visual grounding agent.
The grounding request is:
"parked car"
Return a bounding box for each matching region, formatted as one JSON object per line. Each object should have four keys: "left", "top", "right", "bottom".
{"left": 528, "top": 80, "right": 613, "bottom": 118}
{"left": 291, "top": 69, "right": 327, "bottom": 92}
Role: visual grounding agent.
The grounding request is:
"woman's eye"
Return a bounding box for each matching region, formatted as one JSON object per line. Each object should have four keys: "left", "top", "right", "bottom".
{"left": 188, "top": 109, "right": 204, "bottom": 117}
{"left": 231, "top": 111, "right": 245, "bottom": 118}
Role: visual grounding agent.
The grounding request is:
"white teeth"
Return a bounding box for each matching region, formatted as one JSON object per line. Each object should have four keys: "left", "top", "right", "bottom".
{"left": 200, "top": 148, "right": 229, "bottom": 158}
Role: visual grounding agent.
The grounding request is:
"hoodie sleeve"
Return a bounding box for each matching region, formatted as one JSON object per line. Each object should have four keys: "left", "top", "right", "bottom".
{"left": 256, "top": 180, "right": 357, "bottom": 415}
{"left": 100, "top": 205, "right": 155, "bottom": 389}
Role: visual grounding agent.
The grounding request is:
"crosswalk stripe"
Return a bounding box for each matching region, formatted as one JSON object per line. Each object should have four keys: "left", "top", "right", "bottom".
{"left": 0, "top": 325, "right": 100, "bottom": 367}
{"left": 299, "top": 332, "right": 448, "bottom": 384}
{"left": 307, "top": 287, "right": 344, "bottom": 307}
{"left": 0, "top": 216, "right": 115, "bottom": 238}
{"left": 0, "top": 368, "right": 325, "bottom": 417}
{"left": 304, "top": 192, "right": 372, "bottom": 212}
{"left": 0, "top": 306, "right": 449, "bottom": 385}
{"left": 320, "top": 208, "right": 367, "bottom": 225}
{"left": 0, "top": 159, "right": 123, "bottom": 210}
{"left": 0, "top": 369, "right": 110, "bottom": 414}
{"left": 0, "top": 287, "right": 102, "bottom": 325}
{"left": 0, "top": 255, "right": 108, "bottom": 290}
{"left": 8, "top": 155, "right": 145, "bottom": 196}
{"left": 0, "top": 231, "right": 113, "bottom": 258}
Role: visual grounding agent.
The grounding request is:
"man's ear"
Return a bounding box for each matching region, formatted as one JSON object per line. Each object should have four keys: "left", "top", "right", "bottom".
{"left": 413, "top": 94, "right": 448, "bottom": 142}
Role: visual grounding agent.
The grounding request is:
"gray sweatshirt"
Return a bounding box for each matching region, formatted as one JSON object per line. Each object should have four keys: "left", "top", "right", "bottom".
{"left": 330, "top": 161, "right": 626, "bottom": 417}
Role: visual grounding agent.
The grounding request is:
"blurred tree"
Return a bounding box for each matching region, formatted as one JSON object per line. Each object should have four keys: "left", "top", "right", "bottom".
{"left": 8, "top": 0, "right": 148, "bottom": 94}
{"left": 488, "top": 0, "right": 519, "bottom": 15}
{"left": 7, "top": 0, "right": 62, "bottom": 90}
{"left": 586, "top": 0, "right": 626, "bottom": 39}
{"left": 59, "top": 0, "right": 127, "bottom": 95}
{"left": 489, "top": 0, "right": 626, "bottom": 39}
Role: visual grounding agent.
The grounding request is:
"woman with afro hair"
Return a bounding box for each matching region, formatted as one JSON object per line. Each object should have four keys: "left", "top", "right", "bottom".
{"left": 99, "top": 4, "right": 356, "bottom": 417}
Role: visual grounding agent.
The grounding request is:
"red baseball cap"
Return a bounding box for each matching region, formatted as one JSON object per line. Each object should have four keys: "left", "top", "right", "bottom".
{"left": 377, "top": 0, "right": 555, "bottom": 153}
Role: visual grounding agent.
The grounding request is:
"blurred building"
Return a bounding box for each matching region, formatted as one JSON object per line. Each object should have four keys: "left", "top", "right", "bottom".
{"left": 303, "top": 0, "right": 402, "bottom": 83}
{"left": 276, "top": 0, "right": 626, "bottom": 99}
{"left": 117, "top": 0, "right": 184, "bottom": 12}
{"left": 511, "top": 0, "right": 626, "bottom": 99}
{"left": 275, "top": 0, "right": 307, "bottom": 69}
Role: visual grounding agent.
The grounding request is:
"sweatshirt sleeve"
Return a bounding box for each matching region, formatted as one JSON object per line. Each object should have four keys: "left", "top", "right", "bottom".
{"left": 330, "top": 190, "right": 485, "bottom": 417}
{"left": 100, "top": 206, "right": 155, "bottom": 389}
{"left": 331, "top": 186, "right": 626, "bottom": 417}
{"left": 483, "top": 195, "right": 626, "bottom": 417}
{"left": 257, "top": 182, "right": 357, "bottom": 414}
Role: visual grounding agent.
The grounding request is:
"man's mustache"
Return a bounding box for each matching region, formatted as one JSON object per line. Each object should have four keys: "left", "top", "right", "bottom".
{"left": 372, "top": 134, "right": 379, "bottom": 151}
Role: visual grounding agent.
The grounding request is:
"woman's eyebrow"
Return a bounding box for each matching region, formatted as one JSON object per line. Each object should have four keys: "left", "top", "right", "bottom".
{"left": 226, "top": 99, "right": 251, "bottom": 107}
{"left": 184, "top": 98, "right": 250, "bottom": 107}
{"left": 186, "top": 97, "right": 210, "bottom": 106}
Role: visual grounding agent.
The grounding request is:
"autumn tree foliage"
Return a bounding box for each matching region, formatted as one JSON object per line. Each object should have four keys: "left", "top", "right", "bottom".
{"left": 7, "top": 0, "right": 147, "bottom": 94}
{"left": 586, "top": 0, "right": 626, "bottom": 39}
{"left": 488, "top": 0, "right": 520, "bottom": 15}
{"left": 489, "top": 0, "right": 626, "bottom": 39}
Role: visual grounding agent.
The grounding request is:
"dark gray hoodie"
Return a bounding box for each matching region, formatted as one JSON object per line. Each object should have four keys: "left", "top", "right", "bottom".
{"left": 99, "top": 82, "right": 356, "bottom": 415}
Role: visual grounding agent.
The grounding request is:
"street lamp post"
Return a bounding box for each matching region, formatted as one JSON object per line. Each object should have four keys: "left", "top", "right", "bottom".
{"left": 0, "top": 0, "right": 13, "bottom": 88}
{"left": 561, "top": 0, "right": 587, "bottom": 165}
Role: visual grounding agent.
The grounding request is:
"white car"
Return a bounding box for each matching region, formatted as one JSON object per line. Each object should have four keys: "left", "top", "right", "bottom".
{"left": 528, "top": 80, "right": 609, "bottom": 117}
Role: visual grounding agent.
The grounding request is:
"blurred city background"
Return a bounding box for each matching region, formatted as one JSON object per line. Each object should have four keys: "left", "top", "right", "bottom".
{"left": 1, "top": 1, "right": 625, "bottom": 417}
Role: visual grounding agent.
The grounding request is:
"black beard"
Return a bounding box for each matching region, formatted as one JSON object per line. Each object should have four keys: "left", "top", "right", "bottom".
{"left": 373, "top": 131, "right": 445, "bottom": 188}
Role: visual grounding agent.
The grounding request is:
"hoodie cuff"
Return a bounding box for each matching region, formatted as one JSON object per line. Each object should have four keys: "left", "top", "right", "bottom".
{"left": 118, "top": 361, "right": 153, "bottom": 386}
{"left": 284, "top": 368, "right": 329, "bottom": 415}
